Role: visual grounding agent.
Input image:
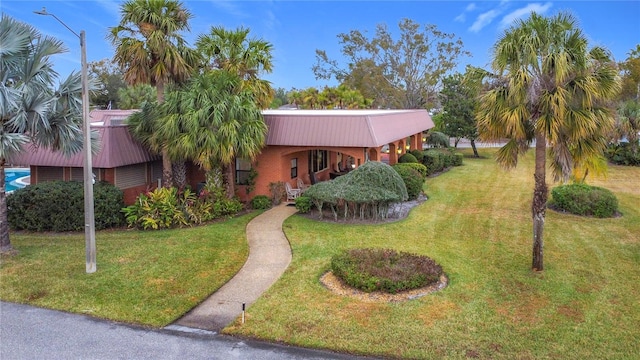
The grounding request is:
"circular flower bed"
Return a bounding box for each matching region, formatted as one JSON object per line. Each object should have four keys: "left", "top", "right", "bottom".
{"left": 330, "top": 248, "right": 444, "bottom": 294}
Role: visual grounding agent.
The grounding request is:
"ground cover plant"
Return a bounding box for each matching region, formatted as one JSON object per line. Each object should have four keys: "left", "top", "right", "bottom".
{"left": 0, "top": 213, "right": 258, "bottom": 327}
{"left": 331, "top": 248, "right": 443, "bottom": 293}
{"left": 225, "top": 149, "right": 640, "bottom": 359}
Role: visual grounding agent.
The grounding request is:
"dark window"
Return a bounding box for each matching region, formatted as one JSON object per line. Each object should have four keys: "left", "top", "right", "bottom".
{"left": 291, "top": 158, "right": 298, "bottom": 178}
{"left": 235, "top": 158, "right": 252, "bottom": 185}
{"left": 309, "top": 150, "right": 328, "bottom": 173}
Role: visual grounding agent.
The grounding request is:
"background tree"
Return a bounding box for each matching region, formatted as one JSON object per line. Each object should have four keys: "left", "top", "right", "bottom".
{"left": 108, "top": 0, "right": 198, "bottom": 187}
{"left": 196, "top": 26, "right": 274, "bottom": 109}
{"left": 0, "top": 15, "right": 85, "bottom": 253}
{"left": 314, "top": 18, "right": 470, "bottom": 109}
{"left": 269, "top": 87, "right": 289, "bottom": 109}
{"left": 118, "top": 84, "right": 157, "bottom": 109}
{"left": 619, "top": 45, "right": 640, "bottom": 101}
{"left": 88, "top": 59, "right": 127, "bottom": 109}
{"left": 469, "top": 12, "right": 620, "bottom": 271}
{"left": 439, "top": 72, "right": 479, "bottom": 156}
{"left": 287, "top": 86, "right": 371, "bottom": 109}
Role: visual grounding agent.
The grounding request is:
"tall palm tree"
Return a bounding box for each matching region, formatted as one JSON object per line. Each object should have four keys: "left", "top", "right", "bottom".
{"left": 108, "top": 0, "right": 198, "bottom": 187}
{"left": 469, "top": 12, "right": 620, "bottom": 271}
{"left": 0, "top": 15, "right": 85, "bottom": 253}
{"left": 154, "top": 70, "right": 267, "bottom": 198}
{"left": 196, "top": 26, "right": 274, "bottom": 109}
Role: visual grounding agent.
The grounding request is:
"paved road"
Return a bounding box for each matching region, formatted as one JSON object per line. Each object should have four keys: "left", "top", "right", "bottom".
{"left": 0, "top": 302, "right": 374, "bottom": 360}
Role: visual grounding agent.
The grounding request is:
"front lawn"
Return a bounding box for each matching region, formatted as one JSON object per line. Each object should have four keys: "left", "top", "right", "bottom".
{"left": 224, "top": 150, "right": 640, "bottom": 359}
{"left": 0, "top": 213, "right": 258, "bottom": 327}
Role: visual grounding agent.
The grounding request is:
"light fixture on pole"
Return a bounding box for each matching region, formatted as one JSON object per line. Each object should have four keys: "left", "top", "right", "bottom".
{"left": 35, "top": 7, "right": 96, "bottom": 273}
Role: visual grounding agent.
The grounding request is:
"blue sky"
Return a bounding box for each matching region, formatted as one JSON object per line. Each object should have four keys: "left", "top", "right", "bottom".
{"left": 3, "top": 0, "right": 639, "bottom": 90}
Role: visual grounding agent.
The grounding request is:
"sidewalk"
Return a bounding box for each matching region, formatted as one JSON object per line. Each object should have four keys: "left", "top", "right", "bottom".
{"left": 172, "top": 204, "right": 298, "bottom": 332}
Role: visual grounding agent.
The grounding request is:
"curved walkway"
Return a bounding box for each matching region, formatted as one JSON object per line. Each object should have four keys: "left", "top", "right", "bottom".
{"left": 172, "top": 204, "right": 297, "bottom": 332}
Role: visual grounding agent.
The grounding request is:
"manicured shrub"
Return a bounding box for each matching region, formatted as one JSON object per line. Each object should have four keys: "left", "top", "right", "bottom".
{"left": 250, "top": 195, "right": 271, "bottom": 210}
{"left": 304, "top": 161, "right": 408, "bottom": 221}
{"left": 7, "top": 181, "right": 124, "bottom": 232}
{"left": 295, "top": 195, "right": 313, "bottom": 213}
{"left": 398, "top": 153, "right": 418, "bottom": 164}
{"left": 409, "top": 149, "right": 424, "bottom": 163}
{"left": 392, "top": 165, "right": 425, "bottom": 200}
{"left": 452, "top": 152, "right": 464, "bottom": 166}
{"left": 331, "top": 248, "right": 443, "bottom": 294}
{"left": 422, "top": 150, "right": 444, "bottom": 175}
{"left": 393, "top": 163, "right": 427, "bottom": 179}
{"left": 549, "top": 183, "right": 619, "bottom": 218}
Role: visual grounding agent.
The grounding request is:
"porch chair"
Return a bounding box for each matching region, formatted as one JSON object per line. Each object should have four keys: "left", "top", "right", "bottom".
{"left": 285, "top": 182, "right": 301, "bottom": 202}
{"left": 297, "top": 178, "right": 309, "bottom": 193}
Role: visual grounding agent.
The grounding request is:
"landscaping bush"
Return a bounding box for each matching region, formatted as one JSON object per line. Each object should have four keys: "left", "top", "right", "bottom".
{"left": 398, "top": 153, "right": 418, "bottom": 164}
{"left": 304, "top": 161, "right": 408, "bottom": 221}
{"left": 295, "top": 195, "right": 313, "bottom": 213}
{"left": 122, "top": 184, "right": 243, "bottom": 230}
{"left": 7, "top": 181, "right": 124, "bottom": 231}
{"left": 452, "top": 152, "right": 464, "bottom": 166}
{"left": 250, "top": 195, "right": 271, "bottom": 210}
{"left": 331, "top": 248, "right": 443, "bottom": 294}
{"left": 605, "top": 143, "right": 640, "bottom": 166}
{"left": 422, "top": 150, "right": 444, "bottom": 175}
{"left": 393, "top": 163, "right": 427, "bottom": 179}
{"left": 409, "top": 149, "right": 424, "bottom": 163}
{"left": 549, "top": 183, "right": 619, "bottom": 218}
{"left": 392, "top": 164, "right": 425, "bottom": 200}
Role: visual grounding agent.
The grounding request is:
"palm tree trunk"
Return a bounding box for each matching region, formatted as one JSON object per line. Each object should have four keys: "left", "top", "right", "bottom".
{"left": 0, "top": 159, "right": 14, "bottom": 254}
{"left": 532, "top": 132, "right": 548, "bottom": 271}
{"left": 161, "top": 147, "right": 173, "bottom": 188}
{"left": 224, "top": 163, "right": 235, "bottom": 199}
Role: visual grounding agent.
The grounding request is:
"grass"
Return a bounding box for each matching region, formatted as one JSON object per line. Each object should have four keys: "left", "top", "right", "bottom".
{"left": 0, "top": 212, "right": 259, "bottom": 327}
{"left": 1, "top": 150, "right": 638, "bottom": 359}
{"left": 222, "top": 149, "right": 640, "bottom": 359}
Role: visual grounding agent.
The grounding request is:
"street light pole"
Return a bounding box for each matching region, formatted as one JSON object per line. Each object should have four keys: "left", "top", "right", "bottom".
{"left": 35, "top": 7, "right": 96, "bottom": 273}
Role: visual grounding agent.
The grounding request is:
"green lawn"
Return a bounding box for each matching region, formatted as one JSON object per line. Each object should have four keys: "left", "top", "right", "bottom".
{"left": 1, "top": 150, "right": 638, "bottom": 359}
{"left": 0, "top": 213, "right": 259, "bottom": 327}
{"left": 224, "top": 150, "right": 640, "bottom": 359}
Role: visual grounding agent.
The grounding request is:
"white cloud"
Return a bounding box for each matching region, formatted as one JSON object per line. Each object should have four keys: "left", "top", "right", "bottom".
{"left": 500, "top": 2, "right": 553, "bottom": 28}
{"left": 455, "top": 13, "right": 466, "bottom": 23}
{"left": 466, "top": 3, "right": 477, "bottom": 12}
{"left": 209, "top": 0, "right": 249, "bottom": 18}
{"left": 469, "top": 9, "right": 501, "bottom": 33}
{"left": 94, "top": 0, "right": 121, "bottom": 20}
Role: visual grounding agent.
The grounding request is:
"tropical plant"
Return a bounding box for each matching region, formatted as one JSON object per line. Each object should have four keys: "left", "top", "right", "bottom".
{"left": 0, "top": 15, "right": 86, "bottom": 253}
{"left": 152, "top": 70, "right": 267, "bottom": 198}
{"left": 196, "top": 26, "right": 274, "bottom": 109}
{"left": 108, "top": 0, "right": 199, "bottom": 187}
{"left": 117, "top": 83, "right": 157, "bottom": 109}
{"left": 468, "top": 12, "right": 620, "bottom": 271}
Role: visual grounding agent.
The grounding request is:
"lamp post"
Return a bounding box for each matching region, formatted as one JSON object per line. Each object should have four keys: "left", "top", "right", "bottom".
{"left": 35, "top": 7, "right": 96, "bottom": 273}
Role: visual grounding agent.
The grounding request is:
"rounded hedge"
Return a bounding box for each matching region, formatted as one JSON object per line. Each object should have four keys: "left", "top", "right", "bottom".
{"left": 8, "top": 181, "right": 125, "bottom": 231}
{"left": 549, "top": 183, "right": 619, "bottom": 218}
{"left": 409, "top": 149, "right": 425, "bottom": 163}
{"left": 398, "top": 153, "right": 418, "bottom": 164}
{"left": 392, "top": 165, "right": 424, "bottom": 200}
{"left": 250, "top": 195, "right": 271, "bottom": 210}
{"left": 331, "top": 248, "right": 443, "bottom": 294}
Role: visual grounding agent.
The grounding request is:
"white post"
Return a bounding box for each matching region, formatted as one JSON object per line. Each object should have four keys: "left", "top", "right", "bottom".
{"left": 81, "top": 31, "right": 96, "bottom": 273}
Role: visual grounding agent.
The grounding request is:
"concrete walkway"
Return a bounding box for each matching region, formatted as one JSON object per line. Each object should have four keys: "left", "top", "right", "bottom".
{"left": 173, "top": 204, "right": 298, "bottom": 332}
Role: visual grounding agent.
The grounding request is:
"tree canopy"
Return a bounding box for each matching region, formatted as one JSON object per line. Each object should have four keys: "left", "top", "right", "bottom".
{"left": 438, "top": 72, "right": 479, "bottom": 156}
{"left": 314, "top": 18, "right": 470, "bottom": 110}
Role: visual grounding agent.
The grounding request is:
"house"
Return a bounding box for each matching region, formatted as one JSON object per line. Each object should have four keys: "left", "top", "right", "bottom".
{"left": 10, "top": 109, "right": 434, "bottom": 204}
{"left": 8, "top": 110, "right": 162, "bottom": 204}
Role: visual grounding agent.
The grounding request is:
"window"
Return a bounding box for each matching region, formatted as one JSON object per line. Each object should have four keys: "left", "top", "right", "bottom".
{"left": 235, "top": 158, "right": 252, "bottom": 185}
{"left": 291, "top": 158, "right": 298, "bottom": 178}
{"left": 309, "top": 150, "right": 328, "bottom": 173}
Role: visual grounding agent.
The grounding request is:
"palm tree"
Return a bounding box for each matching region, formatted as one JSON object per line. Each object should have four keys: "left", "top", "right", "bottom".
{"left": 108, "top": 0, "right": 198, "bottom": 187}
{"left": 153, "top": 70, "right": 267, "bottom": 198}
{"left": 469, "top": 12, "right": 620, "bottom": 271}
{"left": 196, "top": 26, "right": 274, "bottom": 109}
{"left": 0, "top": 15, "right": 85, "bottom": 253}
